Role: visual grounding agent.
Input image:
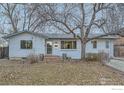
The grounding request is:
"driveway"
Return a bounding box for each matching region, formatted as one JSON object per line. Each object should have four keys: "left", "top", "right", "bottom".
{"left": 106, "top": 58, "right": 124, "bottom": 72}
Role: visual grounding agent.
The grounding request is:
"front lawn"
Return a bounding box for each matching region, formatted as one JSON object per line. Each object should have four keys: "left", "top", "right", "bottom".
{"left": 0, "top": 59, "right": 124, "bottom": 85}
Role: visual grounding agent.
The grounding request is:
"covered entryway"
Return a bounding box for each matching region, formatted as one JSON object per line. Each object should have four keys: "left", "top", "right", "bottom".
{"left": 46, "top": 41, "right": 52, "bottom": 54}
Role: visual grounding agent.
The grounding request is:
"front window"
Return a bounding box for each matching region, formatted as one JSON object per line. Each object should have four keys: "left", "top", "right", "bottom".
{"left": 61, "top": 41, "right": 76, "bottom": 49}
{"left": 106, "top": 40, "right": 109, "bottom": 48}
{"left": 91, "top": 40, "right": 97, "bottom": 48}
{"left": 21, "top": 40, "right": 32, "bottom": 49}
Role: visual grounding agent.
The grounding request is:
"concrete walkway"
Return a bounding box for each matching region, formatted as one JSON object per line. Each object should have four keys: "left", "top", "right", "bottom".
{"left": 106, "top": 58, "right": 124, "bottom": 72}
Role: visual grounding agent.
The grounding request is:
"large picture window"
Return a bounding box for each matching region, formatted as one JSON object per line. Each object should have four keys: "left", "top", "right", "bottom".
{"left": 61, "top": 41, "right": 76, "bottom": 49}
{"left": 21, "top": 40, "right": 32, "bottom": 49}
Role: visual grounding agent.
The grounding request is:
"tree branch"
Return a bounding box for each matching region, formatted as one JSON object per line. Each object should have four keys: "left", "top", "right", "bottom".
{"left": 87, "top": 27, "right": 124, "bottom": 42}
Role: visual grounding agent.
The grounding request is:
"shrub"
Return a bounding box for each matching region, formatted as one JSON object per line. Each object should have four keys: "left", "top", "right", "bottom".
{"left": 98, "top": 52, "right": 110, "bottom": 63}
{"left": 39, "top": 54, "right": 44, "bottom": 61}
{"left": 85, "top": 53, "right": 100, "bottom": 61}
{"left": 27, "top": 54, "right": 39, "bottom": 64}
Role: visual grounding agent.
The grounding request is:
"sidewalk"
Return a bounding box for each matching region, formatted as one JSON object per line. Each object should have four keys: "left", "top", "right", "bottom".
{"left": 106, "top": 58, "right": 124, "bottom": 72}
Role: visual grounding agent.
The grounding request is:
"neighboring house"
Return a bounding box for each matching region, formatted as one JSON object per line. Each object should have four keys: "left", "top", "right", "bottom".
{"left": 3, "top": 31, "right": 118, "bottom": 59}
{"left": 114, "top": 36, "right": 124, "bottom": 57}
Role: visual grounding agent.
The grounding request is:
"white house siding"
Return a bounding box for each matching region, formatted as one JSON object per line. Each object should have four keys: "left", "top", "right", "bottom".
{"left": 8, "top": 32, "right": 115, "bottom": 59}
{"left": 9, "top": 33, "right": 45, "bottom": 59}
{"left": 51, "top": 39, "right": 81, "bottom": 59}
{"left": 110, "top": 40, "right": 114, "bottom": 57}
{"left": 85, "top": 39, "right": 114, "bottom": 57}
{"left": 51, "top": 39, "right": 114, "bottom": 59}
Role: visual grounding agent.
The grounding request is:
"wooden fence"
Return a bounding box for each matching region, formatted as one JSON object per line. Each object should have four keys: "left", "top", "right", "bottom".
{"left": 114, "top": 45, "right": 124, "bottom": 57}
{"left": 99, "top": 52, "right": 110, "bottom": 64}
{"left": 0, "top": 47, "right": 9, "bottom": 58}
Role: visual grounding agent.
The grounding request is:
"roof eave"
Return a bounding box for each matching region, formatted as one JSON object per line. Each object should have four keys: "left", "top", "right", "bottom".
{"left": 2, "top": 31, "right": 49, "bottom": 39}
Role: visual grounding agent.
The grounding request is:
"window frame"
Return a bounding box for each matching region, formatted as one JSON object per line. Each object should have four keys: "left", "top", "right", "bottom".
{"left": 20, "top": 40, "right": 33, "bottom": 49}
{"left": 106, "top": 40, "right": 109, "bottom": 49}
{"left": 91, "top": 40, "right": 97, "bottom": 49}
{"left": 61, "top": 40, "right": 77, "bottom": 49}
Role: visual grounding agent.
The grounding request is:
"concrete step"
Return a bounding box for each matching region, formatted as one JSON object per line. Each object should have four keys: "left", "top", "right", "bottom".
{"left": 44, "top": 55, "right": 62, "bottom": 62}
{"left": 44, "top": 56, "right": 61, "bottom": 58}
{"left": 44, "top": 54, "right": 60, "bottom": 57}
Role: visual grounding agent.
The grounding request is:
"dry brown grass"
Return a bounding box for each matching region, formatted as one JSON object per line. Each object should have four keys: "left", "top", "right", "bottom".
{"left": 0, "top": 59, "right": 124, "bottom": 85}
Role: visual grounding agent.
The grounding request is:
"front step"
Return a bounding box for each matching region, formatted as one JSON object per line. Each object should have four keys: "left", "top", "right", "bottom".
{"left": 44, "top": 55, "right": 62, "bottom": 62}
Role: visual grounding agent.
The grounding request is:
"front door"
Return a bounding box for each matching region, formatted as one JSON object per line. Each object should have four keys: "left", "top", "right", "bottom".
{"left": 46, "top": 42, "right": 52, "bottom": 54}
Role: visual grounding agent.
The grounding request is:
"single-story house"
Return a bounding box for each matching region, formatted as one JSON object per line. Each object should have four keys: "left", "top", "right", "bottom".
{"left": 3, "top": 31, "right": 118, "bottom": 59}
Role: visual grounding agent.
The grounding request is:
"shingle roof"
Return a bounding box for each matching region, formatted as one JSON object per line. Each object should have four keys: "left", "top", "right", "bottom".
{"left": 3, "top": 31, "right": 119, "bottom": 39}
{"left": 88, "top": 34, "right": 119, "bottom": 39}
{"left": 45, "top": 34, "right": 76, "bottom": 39}
{"left": 45, "top": 33, "right": 119, "bottom": 39}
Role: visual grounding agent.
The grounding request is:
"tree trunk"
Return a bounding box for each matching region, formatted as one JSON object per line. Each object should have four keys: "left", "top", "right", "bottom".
{"left": 81, "top": 42, "right": 86, "bottom": 61}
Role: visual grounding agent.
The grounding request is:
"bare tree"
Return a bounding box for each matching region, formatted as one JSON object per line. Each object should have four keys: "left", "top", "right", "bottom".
{"left": 0, "top": 3, "right": 49, "bottom": 33}
{"left": 22, "top": 4, "right": 42, "bottom": 32}
{"left": 0, "top": 3, "right": 124, "bottom": 60}
{"left": 0, "top": 3, "right": 19, "bottom": 33}
{"left": 37, "top": 3, "right": 124, "bottom": 60}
